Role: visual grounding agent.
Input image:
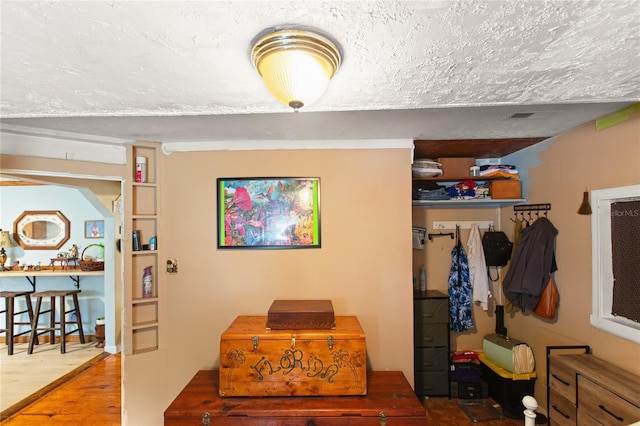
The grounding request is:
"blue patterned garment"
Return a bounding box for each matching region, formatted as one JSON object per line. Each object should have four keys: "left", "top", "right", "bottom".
{"left": 448, "top": 241, "right": 474, "bottom": 332}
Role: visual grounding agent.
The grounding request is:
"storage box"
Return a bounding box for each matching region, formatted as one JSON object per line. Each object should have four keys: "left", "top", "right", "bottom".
{"left": 219, "top": 315, "right": 367, "bottom": 397}
{"left": 165, "top": 370, "right": 427, "bottom": 425}
{"left": 479, "top": 352, "right": 536, "bottom": 419}
{"left": 266, "top": 299, "right": 335, "bottom": 330}
{"left": 489, "top": 179, "right": 521, "bottom": 199}
{"left": 436, "top": 157, "right": 475, "bottom": 178}
{"left": 482, "top": 333, "right": 534, "bottom": 374}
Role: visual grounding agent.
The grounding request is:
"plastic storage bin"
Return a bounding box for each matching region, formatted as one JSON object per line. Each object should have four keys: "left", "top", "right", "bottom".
{"left": 478, "top": 352, "right": 536, "bottom": 419}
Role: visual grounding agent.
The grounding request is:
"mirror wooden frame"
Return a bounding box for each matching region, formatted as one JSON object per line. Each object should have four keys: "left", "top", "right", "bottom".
{"left": 13, "top": 210, "right": 71, "bottom": 250}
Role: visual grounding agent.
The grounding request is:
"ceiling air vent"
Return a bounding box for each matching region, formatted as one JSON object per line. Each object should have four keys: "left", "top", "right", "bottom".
{"left": 509, "top": 112, "right": 535, "bottom": 119}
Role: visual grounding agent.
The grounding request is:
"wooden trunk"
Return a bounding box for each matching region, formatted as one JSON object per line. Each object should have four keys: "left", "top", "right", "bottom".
{"left": 219, "top": 316, "right": 366, "bottom": 397}
{"left": 266, "top": 299, "right": 335, "bottom": 330}
{"left": 164, "top": 370, "right": 427, "bottom": 425}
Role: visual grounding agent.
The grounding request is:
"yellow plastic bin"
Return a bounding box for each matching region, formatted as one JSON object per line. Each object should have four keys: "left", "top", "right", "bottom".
{"left": 478, "top": 352, "right": 536, "bottom": 419}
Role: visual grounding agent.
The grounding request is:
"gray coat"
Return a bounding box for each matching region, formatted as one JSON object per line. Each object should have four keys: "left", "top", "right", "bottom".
{"left": 502, "top": 217, "right": 558, "bottom": 310}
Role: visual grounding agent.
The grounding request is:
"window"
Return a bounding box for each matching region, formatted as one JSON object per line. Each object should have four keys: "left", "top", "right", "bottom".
{"left": 591, "top": 184, "right": 640, "bottom": 343}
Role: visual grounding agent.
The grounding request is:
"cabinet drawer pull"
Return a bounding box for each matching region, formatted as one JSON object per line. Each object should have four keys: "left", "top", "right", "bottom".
{"left": 599, "top": 404, "right": 624, "bottom": 422}
{"left": 552, "top": 374, "right": 570, "bottom": 386}
{"left": 552, "top": 405, "right": 570, "bottom": 419}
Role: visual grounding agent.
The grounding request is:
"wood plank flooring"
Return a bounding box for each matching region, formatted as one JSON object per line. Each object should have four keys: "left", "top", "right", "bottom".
{"left": 1, "top": 353, "right": 529, "bottom": 425}
{"left": 1, "top": 353, "right": 121, "bottom": 425}
{"left": 423, "top": 397, "right": 524, "bottom": 425}
{"left": 0, "top": 341, "right": 104, "bottom": 413}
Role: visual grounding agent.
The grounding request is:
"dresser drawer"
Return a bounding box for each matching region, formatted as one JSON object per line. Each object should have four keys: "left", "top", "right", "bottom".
{"left": 413, "top": 324, "right": 448, "bottom": 347}
{"left": 548, "top": 390, "right": 577, "bottom": 426}
{"left": 549, "top": 359, "right": 577, "bottom": 404}
{"left": 414, "top": 371, "right": 449, "bottom": 396}
{"left": 576, "top": 412, "right": 605, "bottom": 426}
{"left": 414, "top": 347, "right": 448, "bottom": 371}
{"left": 578, "top": 375, "right": 640, "bottom": 425}
{"left": 414, "top": 298, "right": 448, "bottom": 324}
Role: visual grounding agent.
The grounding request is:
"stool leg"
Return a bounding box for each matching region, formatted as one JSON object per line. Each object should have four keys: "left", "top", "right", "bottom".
{"left": 59, "top": 295, "right": 66, "bottom": 354}
{"left": 49, "top": 296, "right": 56, "bottom": 345}
{"left": 28, "top": 297, "right": 43, "bottom": 354}
{"left": 24, "top": 294, "right": 38, "bottom": 347}
{"left": 6, "top": 297, "right": 14, "bottom": 355}
{"left": 72, "top": 292, "right": 85, "bottom": 344}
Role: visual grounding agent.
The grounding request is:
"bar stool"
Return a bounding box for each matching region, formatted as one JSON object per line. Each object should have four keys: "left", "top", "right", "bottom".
{"left": 0, "top": 291, "right": 36, "bottom": 355}
{"left": 28, "top": 289, "right": 85, "bottom": 354}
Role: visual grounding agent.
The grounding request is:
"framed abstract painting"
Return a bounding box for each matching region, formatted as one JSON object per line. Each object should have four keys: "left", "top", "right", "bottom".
{"left": 217, "top": 177, "right": 321, "bottom": 249}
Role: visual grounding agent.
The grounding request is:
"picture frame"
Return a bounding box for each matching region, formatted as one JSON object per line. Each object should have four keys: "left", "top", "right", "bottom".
{"left": 85, "top": 220, "right": 105, "bottom": 239}
{"left": 217, "top": 177, "right": 320, "bottom": 249}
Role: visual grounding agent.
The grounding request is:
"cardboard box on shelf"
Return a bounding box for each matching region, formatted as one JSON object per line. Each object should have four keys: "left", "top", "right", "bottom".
{"left": 490, "top": 180, "right": 522, "bottom": 199}
{"left": 436, "top": 157, "right": 475, "bottom": 178}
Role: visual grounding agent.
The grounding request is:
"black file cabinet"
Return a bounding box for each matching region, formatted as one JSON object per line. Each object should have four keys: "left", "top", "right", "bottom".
{"left": 413, "top": 290, "right": 450, "bottom": 397}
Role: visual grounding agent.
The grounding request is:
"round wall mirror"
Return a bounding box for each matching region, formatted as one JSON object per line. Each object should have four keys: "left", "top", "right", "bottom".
{"left": 13, "top": 210, "right": 70, "bottom": 250}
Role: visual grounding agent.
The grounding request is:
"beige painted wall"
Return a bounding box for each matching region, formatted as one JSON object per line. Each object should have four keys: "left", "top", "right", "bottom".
{"left": 498, "top": 112, "right": 640, "bottom": 411}
{"left": 138, "top": 147, "right": 414, "bottom": 424}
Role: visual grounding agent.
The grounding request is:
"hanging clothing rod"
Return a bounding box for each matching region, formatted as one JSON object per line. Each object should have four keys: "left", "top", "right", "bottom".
{"left": 428, "top": 232, "right": 454, "bottom": 241}
{"left": 513, "top": 203, "right": 551, "bottom": 212}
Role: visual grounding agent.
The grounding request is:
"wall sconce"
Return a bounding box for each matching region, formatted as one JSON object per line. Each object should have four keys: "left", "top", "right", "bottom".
{"left": 0, "top": 230, "right": 14, "bottom": 271}
{"left": 251, "top": 28, "right": 341, "bottom": 111}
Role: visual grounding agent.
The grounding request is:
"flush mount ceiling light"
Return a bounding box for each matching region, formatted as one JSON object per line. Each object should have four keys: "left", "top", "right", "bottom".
{"left": 251, "top": 28, "right": 341, "bottom": 111}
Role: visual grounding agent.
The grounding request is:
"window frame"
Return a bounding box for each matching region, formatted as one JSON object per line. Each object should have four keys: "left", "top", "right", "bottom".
{"left": 590, "top": 184, "right": 640, "bottom": 344}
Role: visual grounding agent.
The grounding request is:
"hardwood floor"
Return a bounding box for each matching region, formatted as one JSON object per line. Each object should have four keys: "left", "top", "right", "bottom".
{"left": 2, "top": 354, "right": 532, "bottom": 425}
{"left": 423, "top": 397, "right": 524, "bottom": 425}
{"left": 0, "top": 353, "right": 121, "bottom": 425}
{"left": 0, "top": 341, "right": 104, "bottom": 413}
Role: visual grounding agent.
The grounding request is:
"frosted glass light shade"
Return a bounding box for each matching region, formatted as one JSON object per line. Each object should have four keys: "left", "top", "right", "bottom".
{"left": 252, "top": 29, "right": 341, "bottom": 110}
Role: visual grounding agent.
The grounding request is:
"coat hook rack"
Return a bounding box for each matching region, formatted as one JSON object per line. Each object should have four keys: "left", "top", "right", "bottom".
{"left": 428, "top": 231, "right": 454, "bottom": 241}
{"left": 513, "top": 203, "right": 551, "bottom": 212}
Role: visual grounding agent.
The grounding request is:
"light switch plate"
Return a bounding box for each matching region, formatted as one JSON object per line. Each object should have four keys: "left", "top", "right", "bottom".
{"left": 113, "top": 200, "right": 123, "bottom": 213}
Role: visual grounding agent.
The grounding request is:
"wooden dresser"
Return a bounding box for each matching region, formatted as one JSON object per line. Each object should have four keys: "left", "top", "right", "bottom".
{"left": 164, "top": 370, "right": 427, "bottom": 425}
{"left": 548, "top": 353, "right": 640, "bottom": 426}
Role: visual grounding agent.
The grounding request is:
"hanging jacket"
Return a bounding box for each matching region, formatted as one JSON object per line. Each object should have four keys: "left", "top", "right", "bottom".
{"left": 448, "top": 241, "right": 474, "bottom": 332}
{"left": 505, "top": 217, "right": 524, "bottom": 313}
{"left": 467, "top": 223, "right": 489, "bottom": 311}
{"left": 502, "top": 217, "right": 558, "bottom": 310}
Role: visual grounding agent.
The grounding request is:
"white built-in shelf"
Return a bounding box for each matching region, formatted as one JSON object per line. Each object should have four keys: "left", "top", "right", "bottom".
{"left": 412, "top": 198, "right": 526, "bottom": 208}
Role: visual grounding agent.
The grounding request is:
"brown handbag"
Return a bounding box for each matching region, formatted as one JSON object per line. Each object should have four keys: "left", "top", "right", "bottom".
{"left": 534, "top": 275, "right": 559, "bottom": 319}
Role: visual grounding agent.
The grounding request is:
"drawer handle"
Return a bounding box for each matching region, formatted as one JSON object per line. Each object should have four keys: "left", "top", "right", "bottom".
{"left": 552, "top": 374, "right": 570, "bottom": 386}
{"left": 552, "top": 405, "right": 570, "bottom": 419}
{"left": 599, "top": 404, "right": 624, "bottom": 422}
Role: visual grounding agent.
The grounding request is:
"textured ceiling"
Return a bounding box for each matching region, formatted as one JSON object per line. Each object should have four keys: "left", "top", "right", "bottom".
{"left": 1, "top": 1, "right": 639, "bottom": 145}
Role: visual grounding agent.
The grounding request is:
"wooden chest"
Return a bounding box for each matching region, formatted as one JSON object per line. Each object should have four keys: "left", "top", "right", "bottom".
{"left": 219, "top": 315, "right": 366, "bottom": 397}
{"left": 266, "top": 299, "right": 336, "bottom": 330}
{"left": 164, "top": 370, "right": 427, "bottom": 425}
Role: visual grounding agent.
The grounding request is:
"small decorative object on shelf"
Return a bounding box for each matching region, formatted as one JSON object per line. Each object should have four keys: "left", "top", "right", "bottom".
{"left": 143, "top": 266, "right": 153, "bottom": 298}
{"left": 80, "top": 243, "right": 105, "bottom": 271}
{"left": 135, "top": 156, "right": 147, "bottom": 183}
